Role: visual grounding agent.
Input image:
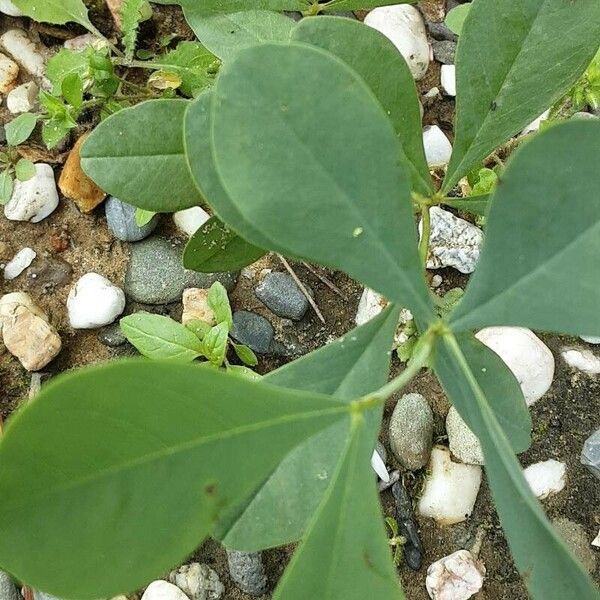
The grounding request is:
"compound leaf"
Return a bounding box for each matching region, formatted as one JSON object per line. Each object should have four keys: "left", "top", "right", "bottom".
{"left": 206, "top": 43, "right": 433, "bottom": 324}
{"left": 217, "top": 305, "right": 400, "bottom": 550}
{"left": 120, "top": 313, "right": 203, "bottom": 361}
{"left": 183, "top": 216, "right": 266, "bottom": 273}
{"left": 291, "top": 16, "right": 431, "bottom": 195}
{"left": 0, "top": 362, "right": 347, "bottom": 599}
{"left": 273, "top": 415, "right": 404, "bottom": 600}
{"left": 81, "top": 99, "right": 203, "bottom": 212}
{"left": 451, "top": 121, "right": 600, "bottom": 337}
{"left": 435, "top": 331, "right": 598, "bottom": 600}
{"left": 443, "top": 0, "right": 600, "bottom": 192}
{"left": 185, "top": 10, "right": 295, "bottom": 61}
{"left": 11, "top": 0, "right": 94, "bottom": 30}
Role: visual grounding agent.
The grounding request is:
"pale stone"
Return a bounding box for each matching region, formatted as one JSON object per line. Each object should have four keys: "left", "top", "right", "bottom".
{"left": 0, "top": 292, "right": 61, "bottom": 371}
{"left": 141, "top": 581, "right": 190, "bottom": 600}
{"left": 476, "top": 327, "right": 555, "bottom": 406}
{"left": 3, "top": 247, "right": 36, "bottom": 280}
{"left": 423, "top": 125, "right": 453, "bottom": 167}
{"left": 4, "top": 163, "right": 59, "bottom": 223}
{"left": 0, "top": 52, "right": 18, "bottom": 94}
{"left": 440, "top": 64, "right": 456, "bottom": 96}
{"left": 423, "top": 207, "right": 483, "bottom": 274}
{"left": 173, "top": 206, "right": 211, "bottom": 237}
{"left": 6, "top": 81, "right": 38, "bottom": 113}
{"left": 1, "top": 29, "right": 45, "bottom": 78}
{"left": 64, "top": 33, "right": 101, "bottom": 51}
{"left": 426, "top": 550, "right": 485, "bottom": 600}
{"left": 418, "top": 446, "right": 482, "bottom": 525}
{"left": 364, "top": 4, "right": 430, "bottom": 80}
{"left": 446, "top": 407, "right": 484, "bottom": 465}
{"left": 592, "top": 530, "right": 600, "bottom": 548}
{"left": 581, "top": 336, "right": 600, "bottom": 344}
{"left": 0, "top": 0, "right": 23, "bottom": 16}
{"left": 67, "top": 273, "right": 126, "bottom": 329}
{"left": 355, "top": 287, "right": 388, "bottom": 326}
{"left": 523, "top": 459, "right": 566, "bottom": 500}
{"left": 521, "top": 109, "right": 550, "bottom": 136}
{"left": 168, "top": 563, "right": 224, "bottom": 600}
{"left": 561, "top": 347, "right": 600, "bottom": 375}
{"left": 182, "top": 288, "right": 215, "bottom": 326}
{"left": 371, "top": 449, "right": 390, "bottom": 482}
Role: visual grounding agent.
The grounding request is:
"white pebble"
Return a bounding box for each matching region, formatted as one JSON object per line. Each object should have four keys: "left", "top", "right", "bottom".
{"left": 431, "top": 274, "right": 443, "bottom": 288}
{"left": 0, "top": 0, "right": 23, "bottom": 16}
{"left": 476, "top": 327, "right": 555, "bottom": 406}
{"left": 423, "top": 125, "right": 453, "bottom": 167}
{"left": 6, "top": 81, "right": 38, "bottom": 113}
{"left": 168, "top": 563, "right": 224, "bottom": 600}
{"left": 426, "top": 550, "right": 485, "bottom": 600}
{"left": 1, "top": 29, "right": 46, "bottom": 79}
{"left": 64, "top": 33, "right": 102, "bottom": 51}
{"left": 173, "top": 206, "right": 210, "bottom": 237}
{"left": 441, "top": 64, "right": 456, "bottom": 97}
{"left": 355, "top": 287, "right": 388, "bottom": 325}
{"left": 67, "top": 273, "right": 125, "bottom": 329}
{"left": 364, "top": 4, "right": 430, "bottom": 80}
{"left": 581, "top": 336, "right": 600, "bottom": 344}
{"left": 423, "top": 207, "right": 483, "bottom": 274}
{"left": 0, "top": 52, "right": 18, "bottom": 94}
{"left": 446, "top": 407, "right": 484, "bottom": 465}
{"left": 418, "top": 446, "right": 482, "bottom": 525}
{"left": 561, "top": 347, "right": 600, "bottom": 375}
{"left": 593, "top": 530, "right": 600, "bottom": 548}
{"left": 4, "top": 163, "right": 59, "bottom": 223}
{"left": 521, "top": 109, "right": 550, "bottom": 136}
{"left": 523, "top": 459, "right": 566, "bottom": 500}
{"left": 142, "top": 581, "right": 190, "bottom": 600}
{"left": 371, "top": 449, "right": 390, "bottom": 482}
{"left": 3, "top": 247, "right": 36, "bottom": 280}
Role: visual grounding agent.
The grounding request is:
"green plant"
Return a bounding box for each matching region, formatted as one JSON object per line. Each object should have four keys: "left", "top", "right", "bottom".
{"left": 120, "top": 282, "right": 258, "bottom": 371}
{"left": 1, "top": 3, "right": 600, "bottom": 600}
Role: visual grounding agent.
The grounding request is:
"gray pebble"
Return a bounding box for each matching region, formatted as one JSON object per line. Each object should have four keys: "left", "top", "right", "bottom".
{"left": 392, "top": 480, "right": 423, "bottom": 570}
{"left": 255, "top": 272, "right": 310, "bottom": 320}
{"left": 27, "top": 257, "right": 72, "bottom": 291}
{"left": 572, "top": 111, "right": 598, "bottom": 120}
{"left": 432, "top": 39, "right": 456, "bottom": 64}
{"left": 581, "top": 428, "right": 600, "bottom": 480}
{"left": 125, "top": 236, "right": 238, "bottom": 304}
{"left": 226, "top": 550, "right": 267, "bottom": 596}
{"left": 427, "top": 20, "right": 458, "bottom": 42}
{"left": 0, "top": 571, "right": 19, "bottom": 600}
{"left": 97, "top": 323, "right": 127, "bottom": 347}
{"left": 105, "top": 196, "right": 159, "bottom": 242}
{"left": 231, "top": 311, "right": 274, "bottom": 354}
{"left": 388, "top": 393, "right": 434, "bottom": 470}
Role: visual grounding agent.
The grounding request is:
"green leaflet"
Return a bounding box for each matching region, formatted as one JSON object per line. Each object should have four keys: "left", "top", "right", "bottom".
{"left": 445, "top": 3, "right": 470, "bottom": 35}
{"left": 440, "top": 194, "right": 490, "bottom": 218}
{"left": 122, "top": 0, "right": 147, "bottom": 60}
{"left": 435, "top": 332, "right": 598, "bottom": 600}
{"left": 443, "top": 0, "right": 600, "bottom": 192}
{"left": 207, "top": 281, "right": 233, "bottom": 328}
{"left": 120, "top": 313, "right": 204, "bottom": 361}
{"left": 217, "top": 305, "right": 400, "bottom": 550}
{"left": 0, "top": 361, "right": 349, "bottom": 599}
{"left": 81, "top": 99, "right": 203, "bottom": 212}
{"left": 11, "top": 0, "right": 94, "bottom": 30}
{"left": 273, "top": 414, "right": 404, "bottom": 600}
{"left": 184, "top": 93, "right": 275, "bottom": 252}
{"left": 183, "top": 216, "right": 266, "bottom": 273}
{"left": 452, "top": 121, "right": 600, "bottom": 336}
{"left": 5, "top": 113, "right": 38, "bottom": 147}
{"left": 291, "top": 16, "right": 431, "bottom": 195}
{"left": 146, "top": 42, "right": 218, "bottom": 97}
{"left": 207, "top": 43, "right": 434, "bottom": 325}
{"left": 184, "top": 10, "right": 295, "bottom": 61}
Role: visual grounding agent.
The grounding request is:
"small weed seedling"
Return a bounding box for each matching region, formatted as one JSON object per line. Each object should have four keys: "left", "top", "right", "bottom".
{"left": 0, "top": 1, "right": 599, "bottom": 600}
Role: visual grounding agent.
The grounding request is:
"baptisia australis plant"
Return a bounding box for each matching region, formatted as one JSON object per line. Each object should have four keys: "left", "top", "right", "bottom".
{"left": 0, "top": 1, "right": 600, "bottom": 599}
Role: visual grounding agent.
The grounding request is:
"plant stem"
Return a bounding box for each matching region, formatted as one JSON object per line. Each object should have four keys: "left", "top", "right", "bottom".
{"left": 370, "top": 329, "right": 436, "bottom": 401}
{"left": 419, "top": 204, "right": 431, "bottom": 267}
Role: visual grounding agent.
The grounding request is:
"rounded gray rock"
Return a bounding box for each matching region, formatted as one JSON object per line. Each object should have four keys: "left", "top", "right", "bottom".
{"left": 0, "top": 571, "right": 19, "bottom": 600}
{"left": 389, "top": 393, "right": 434, "bottom": 470}
{"left": 125, "top": 236, "right": 238, "bottom": 304}
{"left": 231, "top": 310, "right": 274, "bottom": 353}
{"left": 97, "top": 323, "right": 127, "bottom": 347}
{"left": 432, "top": 39, "right": 456, "bottom": 64}
{"left": 255, "top": 271, "right": 310, "bottom": 320}
{"left": 105, "top": 196, "right": 159, "bottom": 242}
{"left": 226, "top": 550, "right": 267, "bottom": 596}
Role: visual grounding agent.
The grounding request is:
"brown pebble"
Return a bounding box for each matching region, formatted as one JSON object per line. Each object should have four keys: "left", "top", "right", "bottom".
{"left": 49, "top": 231, "right": 70, "bottom": 253}
{"left": 58, "top": 133, "right": 106, "bottom": 213}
